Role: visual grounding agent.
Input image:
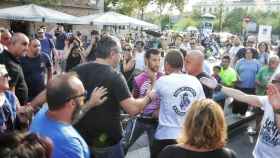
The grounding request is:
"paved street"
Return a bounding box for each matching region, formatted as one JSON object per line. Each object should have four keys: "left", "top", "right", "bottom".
{"left": 126, "top": 101, "right": 257, "bottom": 158}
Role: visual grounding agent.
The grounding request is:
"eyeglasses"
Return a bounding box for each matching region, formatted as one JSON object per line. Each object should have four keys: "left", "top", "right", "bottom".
{"left": 65, "top": 90, "right": 87, "bottom": 102}
{"left": 271, "top": 80, "right": 280, "bottom": 84}
{"left": 123, "top": 48, "right": 132, "bottom": 51}
{"left": 1, "top": 73, "right": 9, "bottom": 78}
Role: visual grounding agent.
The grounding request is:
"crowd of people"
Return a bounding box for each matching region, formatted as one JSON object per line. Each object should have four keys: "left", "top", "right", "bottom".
{"left": 0, "top": 24, "right": 280, "bottom": 158}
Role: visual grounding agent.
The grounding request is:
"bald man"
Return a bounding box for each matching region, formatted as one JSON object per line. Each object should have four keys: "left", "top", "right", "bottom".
{"left": 0, "top": 29, "right": 12, "bottom": 52}
{"left": 0, "top": 33, "right": 29, "bottom": 105}
{"left": 21, "top": 39, "right": 52, "bottom": 101}
{"left": 185, "top": 50, "right": 213, "bottom": 98}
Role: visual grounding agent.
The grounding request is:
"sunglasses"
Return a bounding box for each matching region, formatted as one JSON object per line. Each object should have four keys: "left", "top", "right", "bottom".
{"left": 123, "top": 48, "right": 132, "bottom": 51}
{"left": 1, "top": 73, "right": 9, "bottom": 78}
{"left": 65, "top": 90, "right": 88, "bottom": 102}
{"left": 271, "top": 80, "right": 280, "bottom": 84}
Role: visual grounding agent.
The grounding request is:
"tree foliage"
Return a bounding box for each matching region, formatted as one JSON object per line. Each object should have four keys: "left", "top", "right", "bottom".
{"left": 222, "top": 8, "right": 280, "bottom": 35}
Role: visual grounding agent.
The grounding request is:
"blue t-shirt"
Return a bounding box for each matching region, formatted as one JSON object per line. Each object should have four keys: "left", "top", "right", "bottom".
{"left": 40, "top": 38, "right": 55, "bottom": 59}
{"left": 235, "top": 58, "right": 261, "bottom": 88}
{"left": 55, "top": 33, "right": 67, "bottom": 50}
{"left": 20, "top": 53, "right": 52, "bottom": 100}
{"left": 30, "top": 106, "right": 90, "bottom": 158}
{"left": 0, "top": 91, "right": 17, "bottom": 133}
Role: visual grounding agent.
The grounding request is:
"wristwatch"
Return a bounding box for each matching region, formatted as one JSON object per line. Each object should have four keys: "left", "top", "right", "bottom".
{"left": 274, "top": 109, "right": 280, "bottom": 114}
{"left": 214, "top": 84, "right": 223, "bottom": 91}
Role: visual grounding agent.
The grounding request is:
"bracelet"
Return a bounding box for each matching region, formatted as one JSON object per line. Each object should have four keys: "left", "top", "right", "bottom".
{"left": 274, "top": 109, "right": 280, "bottom": 114}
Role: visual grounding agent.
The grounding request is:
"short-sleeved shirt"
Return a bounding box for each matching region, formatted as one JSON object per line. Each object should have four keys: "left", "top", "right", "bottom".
{"left": 55, "top": 33, "right": 67, "bottom": 50}
{"left": 253, "top": 96, "right": 280, "bottom": 158}
{"left": 235, "top": 48, "right": 258, "bottom": 61}
{"left": 235, "top": 58, "right": 261, "bottom": 88}
{"left": 20, "top": 53, "right": 52, "bottom": 100}
{"left": 40, "top": 38, "right": 55, "bottom": 59}
{"left": 30, "top": 105, "right": 90, "bottom": 158}
{"left": 72, "top": 62, "right": 131, "bottom": 147}
{"left": 219, "top": 67, "right": 237, "bottom": 87}
{"left": 255, "top": 66, "right": 275, "bottom": 95}
{"left": 196, "top": 72, "right": 213, "bottom": 98}
{"left": 0, "top": 91, "right": 18, "bottom": 133}
{"left": 155, "top": 73, "right": 205, "bottom": 140}
{"left": 133, "top": 71, "right": 163, "bottom": 115}
{"left": 159, "top": 145, "right": 237, "bottom": 158}
{"left": 0, "top": 50, "right": 28, "bottom": 105}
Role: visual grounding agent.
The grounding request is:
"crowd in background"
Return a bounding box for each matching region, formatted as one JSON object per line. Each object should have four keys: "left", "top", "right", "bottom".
{"left": 0, "top": 24, "right": 280, "bottom": 158}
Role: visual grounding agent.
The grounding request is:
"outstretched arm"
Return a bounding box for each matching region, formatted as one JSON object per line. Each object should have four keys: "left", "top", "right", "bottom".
{"left": 200, "top": 77, "right": 262, "bottom": 107}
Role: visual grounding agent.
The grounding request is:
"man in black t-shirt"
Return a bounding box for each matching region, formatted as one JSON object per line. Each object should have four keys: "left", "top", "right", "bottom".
{"left": 21, "top": 39, "right": 52, "bottom": 101}
{"left": 185, "top": 50, "right": 213, "bottom": 98}
{"left": 0, "top": 33, "right": 29, "bottom": 105}
{"left": 72, "top": 36, "right": 153, "bottom": 158}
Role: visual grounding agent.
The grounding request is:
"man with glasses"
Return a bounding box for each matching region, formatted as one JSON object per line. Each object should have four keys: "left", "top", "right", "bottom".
{"left": 200, "top": 71, "right": 280, "bottom": 158}
{"left": 30, "top": 73, "right": 107, "bottom": 158}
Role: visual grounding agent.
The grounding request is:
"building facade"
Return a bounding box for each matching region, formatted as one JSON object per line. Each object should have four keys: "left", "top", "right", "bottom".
{"left": 193, "top": 0, "right": 280, "bottom": 14}
{"left": 0, "top": 0, "right": 104, "bottom": 35}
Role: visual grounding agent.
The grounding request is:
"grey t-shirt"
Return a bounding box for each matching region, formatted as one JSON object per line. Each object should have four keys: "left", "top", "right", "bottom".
{"left": 253, "top": 96, "right": 280, "bottom": 158}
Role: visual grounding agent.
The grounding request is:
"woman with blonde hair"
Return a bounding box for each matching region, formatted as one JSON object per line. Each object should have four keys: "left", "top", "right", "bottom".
{"left": 159, "top": 99, "right": 236, "bottom": 158}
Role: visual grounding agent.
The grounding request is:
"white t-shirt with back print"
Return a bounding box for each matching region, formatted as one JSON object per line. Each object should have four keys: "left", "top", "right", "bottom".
{"left": 155, "top": 73, "right": 205, "bottom": 140}
{"left": 253, "top": 96, "right": 280, "bottom": 158}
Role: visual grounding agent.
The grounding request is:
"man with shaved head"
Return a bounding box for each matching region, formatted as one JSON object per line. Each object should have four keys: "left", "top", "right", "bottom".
{"left": 21, "top": 38, "right": 52, "bottom": 101}
{"left": 0, "top": 33, "right": 29, "bottom": 105}
{"left": 0, "top": 29, "right": 12, "bottom": 53}
{"left": 185, "top": 50, "right": 213, "bottom": 98}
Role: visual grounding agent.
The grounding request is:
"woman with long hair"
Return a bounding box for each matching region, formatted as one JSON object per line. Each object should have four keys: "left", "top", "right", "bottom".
{"left": 159, "top": 99, "right": 236, "bottom": 158}
{"left": 257, "top": 42, "right": 270, "bottom": 66}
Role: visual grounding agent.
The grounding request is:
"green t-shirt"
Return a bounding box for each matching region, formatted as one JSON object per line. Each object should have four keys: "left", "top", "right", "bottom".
{"left": 256, "top": 66, "right": 275, "bottom": 95}
{"left": 219, "top": 67, "right": 237, "bottom": 87}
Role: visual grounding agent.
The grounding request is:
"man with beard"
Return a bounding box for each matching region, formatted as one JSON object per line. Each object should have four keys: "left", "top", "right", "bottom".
{"left": 21, "top": 39, "right": 52, "bottom": 101}
{"left": 123, "top": 48, "right": 162, "bottom": 152}
{"left": 151, "top": 50, "right": 205, "bottom": 158}
{"left": 30, "top": 73, "right": 108, "bottom": 158}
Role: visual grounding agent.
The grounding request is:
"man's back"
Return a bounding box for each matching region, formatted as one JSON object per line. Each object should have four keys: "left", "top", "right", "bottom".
{"left": 155, "top": 73, "right": 205, "bottom": 140}
{"left": 30, "top": 106, "right": 90, "bottom": 158}
{"left": 72, "top": 62, "right": 131, "bottom": 147}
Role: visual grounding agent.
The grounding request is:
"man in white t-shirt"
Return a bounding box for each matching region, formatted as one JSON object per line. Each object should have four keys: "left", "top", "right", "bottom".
{"left": 200, "top": 72, "right": 280, "bottom": 158}
{"left": 151, "top": 50, "right": 205, "bottom": 158}
{"left": 134, "top": 41, "right": 146, "bottom": 73}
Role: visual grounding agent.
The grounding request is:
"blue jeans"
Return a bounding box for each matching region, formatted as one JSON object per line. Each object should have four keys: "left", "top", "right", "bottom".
{"left": 213, "top": 91, "right": 226, "bottom": 101}
{"left": 92, "top": 141, "right": 124, "bottom": 158}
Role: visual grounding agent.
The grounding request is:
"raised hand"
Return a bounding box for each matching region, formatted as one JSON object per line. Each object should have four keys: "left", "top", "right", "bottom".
{"left": 267, "top": 84, "right": 280, "bottom": 110}
{"left": 88, "top": 87, "right": 108, "bottom": 107}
